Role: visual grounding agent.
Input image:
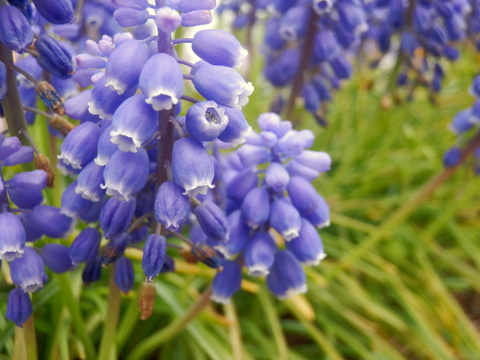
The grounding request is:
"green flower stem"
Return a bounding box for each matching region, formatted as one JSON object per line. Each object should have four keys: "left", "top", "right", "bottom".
{"left": 14, "top": 314, "right": 37, "bottom": 360}
{"left": 98, "top": 266, "right": 121, "bottom": 360}
{"left": 325, "top": 129, "right": 480, "bottom": 281}
{"left": 56, "top": 274, "right": 96, "bottom": 360}
{"left": 23, "top": 310, "right": 38, "bottom": 360}
{"left": 126, "top": 287, "right": 212, "bottom": 360}
{"left": 286, "top": 302, "right": 344, "bottom": 360}
{"left": 116, "top": 289, "right": 140, "bottom": 352}
{"left": 0, "top": 42, "right": 29, "bottom": 144}
{"left": 223, "top": 302, "right": 243, "bottom": 360}
{"left": 257, "top": 288, "right": 288, "bottom": 360}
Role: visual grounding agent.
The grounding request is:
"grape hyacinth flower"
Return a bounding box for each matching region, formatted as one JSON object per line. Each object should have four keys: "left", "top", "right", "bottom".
{"left": 206, "top": 112, "right": 331, "bottom": 302}
{"left": 50, "top": 0, "right": 256, "bottom": 301}
{"left": 443, "top": 74, "right": 480, "bottom": 173}
{"left": 257, "top": 0, "right": 367, "bottom": 123}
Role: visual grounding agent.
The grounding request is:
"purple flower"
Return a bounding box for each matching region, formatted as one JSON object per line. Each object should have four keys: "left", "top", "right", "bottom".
{"left": 10, "top": 247, "right": 45, "bottom": 292}
{"left": 192, "top": 64, "right": 253, "bottom": 110}
{"left": 32, "top": 0, "right": 75, "bottom": 24}
{"left": 139, "top": 53, "right": 184, "bottom": 111}
{"left": 0, "top": 5, "right": 33, "bottom": 53}
{"left": 6, "top": 288, "right": 32, "bottom": 327}
{"left": 269, "top": 198, "right": 301, "bottom": 241}
{"left": 0, "top": 212, "right": 25, "bottom": 261}
{"left": 244, "top": 232, "right": 277, "bottom": 277}
{"left": 31, "top": 205, "right": 74, "bottom": 239}
{"left": 185, "top": 101, "right": 229, "bottom": 142}
{"left": 75, "top": 161, "right": 107, "bottom": 202}
{"left": 241, "top": 187, "right": 270, "bottom": 229}
{"left": 192, "top": 29, "right": 248, "bottom": 68}
{"left": 100, "top": 196, "right": 136, "bottom": 239}
{"left": 34, "top": 34, "right": 75, "bottom": 78}
{"left": 57, "top": 122, "right": 101, "bottom": 172}
{"left": 266, "top": 250, "right": 306, "bottom": 299}
{"left": 110, "top": 94, "right": 158, "bottom": 152}
{"left": 142, "top": 234, "right": 167, "bottom": 282}
{"left": 211, "top": 261, "right": 242, "bottom": 304}
{"left": 105, "top": 39, "right": 149, "bottom": 95}
{"left": 171, "top": 137, "right": 215, "bottom": 197}
{"left": 154, "top": 181, "right": 190, "bottom": 232}
{"left": 194, "top": 201, "right": 230, "bottom": 242}
{"left": 101, "top": 148, "right": 149, "bottom": 201}
{"left": 69, "top": 228, "right": 102, "bottom": 264}
{"left": 115, "top": 257, "right": 134, "bottom": 293}
{"left": 40, "top": 244, "right": 74, "bottom": 274}
{"left": 286, "top": 219, "right": 326, "bottom": 265}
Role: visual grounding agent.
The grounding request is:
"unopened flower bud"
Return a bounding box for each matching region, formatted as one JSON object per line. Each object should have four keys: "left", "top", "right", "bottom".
{"left": 34, "top": 34, "right": 75, "bottom": 78}
{"left": 115, "top": 257, "right": 134, "bottom": 293}
{"left": 6, "top": 288, "right": 32, "bottom": 327}
{"left": 0, "top": 5, "right": 34, "bottom": 53}
{"left": 101, "top": 232, "right": 130, "bottom": 266}
{"left": 142, "top": 234, "right": 166, "bottom": 282}
{"left": 35, "top": 81, "right": 65, "bottom": 115}
{"left": 154, "top": 181, "right": 190, "bottom": 232}
{"left": 211, "top": 261, "right": 242, "bottom": 304}
{"left": 32, "top": 0, "right": 75, "bottom": 24}
{"left": 191, "top": 244, "right": 221, "bottom": 268}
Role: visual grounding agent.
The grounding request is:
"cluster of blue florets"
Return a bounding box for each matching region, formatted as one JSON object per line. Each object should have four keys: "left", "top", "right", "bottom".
{"left": 207, "top": 112, "right": 331, "bottom": 301}
{"left": 365, "top": 0, "right": 474, "bottom": 94}
{"left": 443, "top": 74, "right": 480, "bottom": 172}
{"left": 260, "top": 0, "right": 367, "bottom": 123}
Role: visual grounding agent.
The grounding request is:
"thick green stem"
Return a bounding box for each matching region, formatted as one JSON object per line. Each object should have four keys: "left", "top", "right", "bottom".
{"left": 98, "top": 267, "right": 121, "bottom": 360}
{"left": 126, "top": 287, "right": 212, "bottom": 360}
{"left": 57, "top": 274, "right": 96, "bottom": 359}
{"left": 325, "top": 129, "right": 480, "bottom": 281}
{"left": 0, "top": 43, "right": 29, "bottom": 143}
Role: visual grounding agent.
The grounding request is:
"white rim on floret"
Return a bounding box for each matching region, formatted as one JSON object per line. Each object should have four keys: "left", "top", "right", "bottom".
{"left": 231, "top": 126, "right": 252, "bottom": 146}
{"left": 56, "top": 161, "right": 79, "bottom": 177}
{"left": 283, "top": 229, "right": 300, "bottom": 242}
{"left": 22, "top": 281, "right": 43, "bottom": 293}
{"left": 110, "top": 131, "right": 141, "bottom": 153}
{"left": 234, "top": 48, "right": 249, "bottom": 69}
{"left": 57, "top": 153, "right": 83, "bottom": 170}
{"left": 236, "top": 82, "right": 254, "bottom": 109}
{"left": 247, "top": 265, "right": 270, "bottom": 277}
{"left": 277, "top": 283, "right": 308, "bottom": 300}
{"left": 210, "top": 292, "right": 231, "bottom": 304}
{"left": 94, "top": 154, "right": 109, "bottom": 166}
{"left": 301, "top": 252, "right": 327, "bottom": 266}
{"left": 316, "top": 219, "right": 330, "bottom": 229}
{"left": 146, "top": 90, "right": 179, "bottom": 111}
{"left": 87, "top": 100, "right": 112, "bottom": 120}
{"left": 60, "top": 206, "right": 78, "bottom": 218}
{"left": 100, "top": 183, "right": 130, "bottom": 202}
{"left": 213, "top": 243, "right": 234, "bottom": 260}
{"left": 182, "top": 183, "right": 215, "bottom": 198}
{"left": 0, "top": 248, "right": 24, "bottom": 262}
{"left": 75, "top": 184, "right": 102, "bottom": 202}
{"left": 105, "top": 77, "right": 127, "bottom": 95}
